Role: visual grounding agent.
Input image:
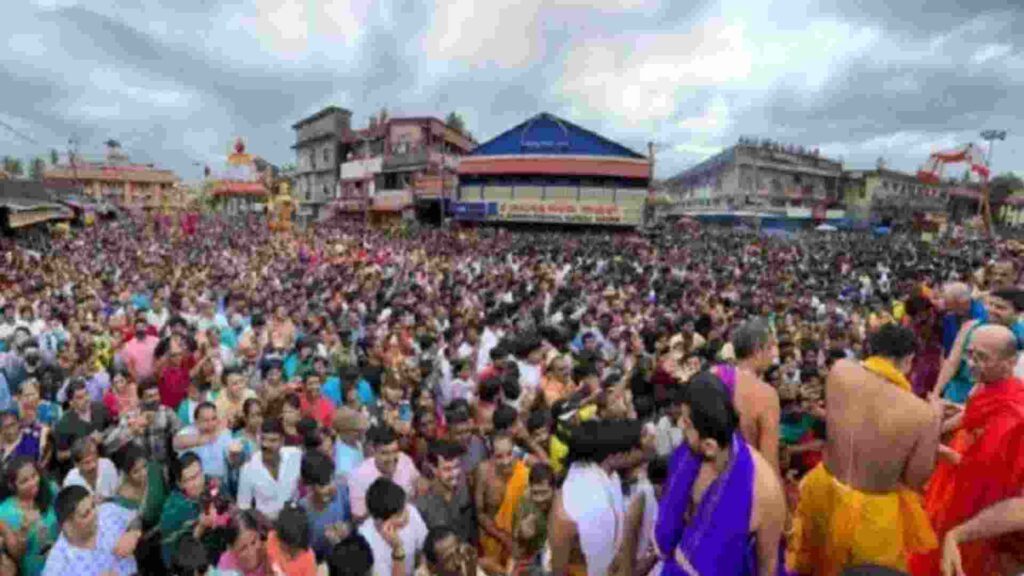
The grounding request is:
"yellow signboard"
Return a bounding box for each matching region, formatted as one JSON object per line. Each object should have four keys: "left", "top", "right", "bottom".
{"left": 496, "top": 200, "right": 640, "bottom": 225}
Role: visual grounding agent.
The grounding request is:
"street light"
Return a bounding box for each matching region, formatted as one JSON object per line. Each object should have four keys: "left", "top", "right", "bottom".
{"left": 979, "top": 130, "right": 1007, "bottom": 233}
{"left": 981, "top": 129, "right": 1008, "bottom": 169}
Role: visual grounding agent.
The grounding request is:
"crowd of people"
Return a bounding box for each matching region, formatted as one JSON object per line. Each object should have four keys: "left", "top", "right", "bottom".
{"left": 0, "top": 213, "right": 1021, "bottom": 576}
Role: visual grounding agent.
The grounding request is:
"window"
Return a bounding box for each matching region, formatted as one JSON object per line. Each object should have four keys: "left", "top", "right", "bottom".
{"left": 322, "top": 148, "right": 329, "bottom": 163}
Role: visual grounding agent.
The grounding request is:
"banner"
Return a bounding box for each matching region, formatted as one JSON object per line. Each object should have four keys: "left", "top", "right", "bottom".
{"left": 452, "top": 200, "right": 641, "bottom": 225}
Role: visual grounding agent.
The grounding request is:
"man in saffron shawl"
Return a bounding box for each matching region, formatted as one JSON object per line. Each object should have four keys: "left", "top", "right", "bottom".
{"left": 791, "top": 323, "right": 941, "bottom": 575}
{"left": 910, "top": 324, "right": 1024, "bottom": 575}
{"left": 655, "top": 371, "right": 786, "bottom": 576}
{"left": 475, "top": 433, "right": 529, "bottom": 574}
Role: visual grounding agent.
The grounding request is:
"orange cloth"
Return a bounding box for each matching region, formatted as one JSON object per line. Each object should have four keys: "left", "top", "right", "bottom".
{"left": 541, "top": 376, "right": 572, "bottom": 406}
{"left": 788, "top": 357, "right": 938, "bottom": 575}
{"left": 267, "top": 530, "right": 318, "bottom": 576}
{"left": 789, "top": 464, "right": 936, "bottom": 576}
{"left": 909, "top": 377, "right": 1024, "bottom": 576}
{"left": 480, "top": 460, "right": 530, "bottom": 567}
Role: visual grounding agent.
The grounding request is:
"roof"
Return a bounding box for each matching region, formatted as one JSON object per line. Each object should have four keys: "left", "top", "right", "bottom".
{"left": 0, "top": 180, "right": 74, "bottom": 226}
{"left": 469, "top": 112, "right": 645, "bottom": 159}
{"left": 0, "top": 180, "right": 59, "bottom": 205}
{"left": 292, "top": 106, "right": 352, "bottom": 129}
{"left": 45, "top": 164, "right": 179, "bottom": 184}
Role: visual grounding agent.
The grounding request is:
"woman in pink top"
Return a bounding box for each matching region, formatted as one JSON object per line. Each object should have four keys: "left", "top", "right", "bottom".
{"left": 102, "top": 368, "right": 138, "bottom": 419}
{"left": 218, "top": 509, "right": 272, "bottom": 576}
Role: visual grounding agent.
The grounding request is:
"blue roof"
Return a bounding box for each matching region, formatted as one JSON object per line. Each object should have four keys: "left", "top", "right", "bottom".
{"left": 470, "top": 113, "right": 645, "bottom": 159}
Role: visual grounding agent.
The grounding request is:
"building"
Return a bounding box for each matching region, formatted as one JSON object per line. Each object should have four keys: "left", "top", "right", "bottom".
{"left": 207, "top": 138, "right": 271, "bottom": 214}
{"left": 292, "top": 106, "right": 353, "bottom": 220}
{"left": 842, "top": 164, "right": 948, "bottom": 225}
{"left": 43, "top": 141, "right": 180, "bottom": 210}
{"left": 0, "top": 180, "right": 73, "bottom": 232}
{"left": 451, "top": 112, "right": 650, "bottom": 227}
{"left": 663, "top": 138, "right": 844, "bottom": 226}
{"left": 333, "top": 113, "right": 475, "bottom": 225}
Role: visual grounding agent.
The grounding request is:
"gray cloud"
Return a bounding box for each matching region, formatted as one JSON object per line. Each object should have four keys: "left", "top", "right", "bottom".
{"left": 1, "top": 0, "right": 1021, "bottom": 183}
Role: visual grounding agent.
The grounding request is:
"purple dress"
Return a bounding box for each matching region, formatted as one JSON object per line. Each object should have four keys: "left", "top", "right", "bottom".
{"left": 655, "top": 433, "right": 787, "bottom": 576}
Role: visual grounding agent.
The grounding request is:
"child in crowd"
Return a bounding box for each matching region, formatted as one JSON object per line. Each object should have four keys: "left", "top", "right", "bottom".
{"left": 267, "top": 503, "right": 318, "bottom": 576}
{"left": 512, "top": 463, "right": 555, "bottom": 576}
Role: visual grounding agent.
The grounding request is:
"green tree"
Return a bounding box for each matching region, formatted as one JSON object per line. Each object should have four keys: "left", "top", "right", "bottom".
{"left": 29, "top": 157, "right": 45, "bottom": 180}
{"left": 989, "top": 172, "right": 1024, "bottom": 207}
{"left": 446, "top": 112, "right": 466, "bottom": 135}
{"left": 49, "top": 149, "right": 59, "bottom": 165}
{"left": 2, "top": 156, "right": 23, "bottom": 176}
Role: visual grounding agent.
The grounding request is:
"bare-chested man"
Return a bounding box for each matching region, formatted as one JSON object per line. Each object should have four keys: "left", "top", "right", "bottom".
{"left": 654, "top": 372, "right": 785, "bottom": 576}
{"left": 717, "top": 318, "right": 781, "bottom": 472}
{"left": 791, "top": 323, "right": 942, "bottom": 575}
{"left": 475, "top": 434, "right": 528, "bottom": 575}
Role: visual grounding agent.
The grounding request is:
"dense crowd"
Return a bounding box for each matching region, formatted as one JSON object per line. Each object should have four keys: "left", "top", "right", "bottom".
{"left": 0, "top": 214, "right": 1022, "bottom": 576}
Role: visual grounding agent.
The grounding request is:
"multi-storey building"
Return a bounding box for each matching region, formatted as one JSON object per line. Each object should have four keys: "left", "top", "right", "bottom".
{"left": 842, "top": 164, "right": 948, "bottom": 225}
{"left": 292, "top": 106, "right": 353, "bottom": 219}
{"left": 663, "top": 139, "right": 844, "bottom": 224}
{"left": 452, "top": 112, "right": 651, "bottom": 227}
{"left": 43, "top": 142, "right": 179, "bottom": 211}
{"left": 334, "top": 114, "right": 475, "bottom": 224}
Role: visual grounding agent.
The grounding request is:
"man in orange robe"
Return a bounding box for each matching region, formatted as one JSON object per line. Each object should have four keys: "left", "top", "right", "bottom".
{"left": 910, "top": 324, "right": 1024, "bottom": 575}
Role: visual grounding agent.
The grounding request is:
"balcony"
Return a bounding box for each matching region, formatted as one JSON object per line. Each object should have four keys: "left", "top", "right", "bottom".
{"left": 341, "top": 157, "right": 383, "bottom": 180}
{"left": 383, "top": 149, "right": 440, "bottom": 171}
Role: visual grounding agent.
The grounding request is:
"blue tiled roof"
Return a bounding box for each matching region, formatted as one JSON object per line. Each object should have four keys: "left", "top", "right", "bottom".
{"left": 470, "top": 113, "right": 645, "bottom": 159}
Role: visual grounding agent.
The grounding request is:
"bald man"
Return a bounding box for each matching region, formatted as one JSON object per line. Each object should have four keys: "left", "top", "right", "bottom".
{"left": 940, "top": 282, "right": 987, "bottom": 357}
{"left": 911, "top": 325, "right": 1024, "bottom": 575}
{"left": 791, "top": 323, "right": 942, "bottom": 575}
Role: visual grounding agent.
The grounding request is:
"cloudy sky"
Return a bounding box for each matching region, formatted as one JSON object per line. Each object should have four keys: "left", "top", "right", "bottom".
{"left": 2, "top": 0, "right": 1022, "bottom": 182}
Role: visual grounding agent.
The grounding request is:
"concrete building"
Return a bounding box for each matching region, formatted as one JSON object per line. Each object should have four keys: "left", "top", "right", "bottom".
{"left": 842, "top": 164, "right": 948, "bottom": 225}
{"left": 451, "top": 112, "right": 650, "bottom": 227}
{"left": 333, "top": 114, "right": 474, "bottom": 225}
{"left": 663, "top": 138, "right": 844, "bottom": 226}
{"left": 292, "top": 106, "right": 353, "bottom": 219}
{"left": 43, "top": 141, "right": 179, "bottom": 211}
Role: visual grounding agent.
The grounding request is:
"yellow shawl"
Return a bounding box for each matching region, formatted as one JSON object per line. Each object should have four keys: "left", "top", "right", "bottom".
{"left": 861, "top": 356, "right": 911, "bottom": 392}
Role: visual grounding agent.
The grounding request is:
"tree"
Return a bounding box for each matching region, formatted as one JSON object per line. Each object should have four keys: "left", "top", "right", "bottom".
{"left": 29, "top": 157, "right": 45, "bottom": 180}
{"left": 49, "top": 149, "right": 59, "bottom": 165}
{"left": 2, "top": 156, "right": 23, "bottom": 176}
{"left": 989, "top": 172, "right": 1024, "bottom": 207}
{"left": 446, "top": 112, "right": 466, "bottom": 135}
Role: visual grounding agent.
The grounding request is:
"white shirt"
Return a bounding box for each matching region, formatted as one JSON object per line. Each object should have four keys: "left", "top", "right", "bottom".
{"left": 237, "top": 446, "right": 302, "bottom": 520}
{"left": 516, "top": 360, "right": 542, "bottom": 392}
{"left": 145, "top": 308, "right": 169, "bottom": 330}
{"left": 358, "top": 505, "right": 428, "bottom": 576}
{"left": 63, "top": 458, "right": 119, "bottom": 501}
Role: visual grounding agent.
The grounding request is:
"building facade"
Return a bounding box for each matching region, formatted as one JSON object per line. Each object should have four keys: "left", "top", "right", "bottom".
{"left": 451, "top": 112, "right": 650, "bottom": 227}
{"left": 663, "top": 139, "right": 844, "bottom": 224}
{"left": 292, "top": 106, "right": 353, "bottom": 219}
{"left": 332, "top": 114, "right": 475, "bottom": 224}
{"left": 43, "top": 142, "right": 179, "bottom": 211}
{"left": 842, "top": 166, "right": 948, "bottom": 225}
